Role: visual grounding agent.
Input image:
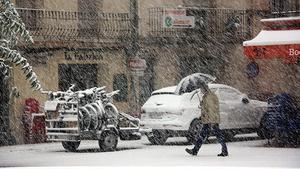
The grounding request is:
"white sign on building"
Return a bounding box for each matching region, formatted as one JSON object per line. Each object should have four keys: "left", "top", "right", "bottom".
{"left": 163, "top": 8, "right": 195, "bottom": 28}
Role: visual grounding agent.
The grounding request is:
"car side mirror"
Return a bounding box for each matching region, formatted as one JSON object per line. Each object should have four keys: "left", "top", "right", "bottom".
{"left": 242, "top": 97, "right": 249, "bottom": 104}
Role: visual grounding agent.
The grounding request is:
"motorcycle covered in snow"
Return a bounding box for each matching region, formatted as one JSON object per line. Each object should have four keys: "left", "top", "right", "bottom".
{"left": 43, "top": 85, "right": 141, "bottom": 152}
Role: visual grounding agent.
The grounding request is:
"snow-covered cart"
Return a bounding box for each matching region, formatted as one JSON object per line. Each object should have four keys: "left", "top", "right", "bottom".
{"left": 43, "top": 85, "right": 141, "bottom": 152}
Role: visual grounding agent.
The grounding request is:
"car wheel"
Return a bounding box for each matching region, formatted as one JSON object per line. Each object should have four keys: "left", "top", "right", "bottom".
{"left": 257, "top": 114, "right": 274, "bottom": 139}
{"left": 223, "top": 130, "right": 235, "bottom": 142}
{"left": 99, "top": 130, "right": 118, "bottom": 152}
{"left": 187, "top": 119, "right": 203, "bottom": 144}
{"left": 147, "top": 130, "right": 168, "bottom": 145}
{"left": 62, "top": 141, "right": 80, "bottom": 152}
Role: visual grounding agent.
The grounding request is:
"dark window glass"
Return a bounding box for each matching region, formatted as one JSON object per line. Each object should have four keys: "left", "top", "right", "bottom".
{"left": 58, "top": 64, "right": 98, "bottom": 91}
{"left": 78, "top": 0, "right": 103, "bottom": 37}
{"left": 113, "top": 74, "right": 128, "bottom": 102}
{"left": 270, "top": 0, "right": 299, "bottom": 13}
{"left": 16, "top": 0, "right": 42, "bottom": 30}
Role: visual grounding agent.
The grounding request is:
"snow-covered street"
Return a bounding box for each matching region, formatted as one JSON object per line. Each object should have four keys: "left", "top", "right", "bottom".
{"left": 0, "top": 134, "right": 299, "bottom": 168}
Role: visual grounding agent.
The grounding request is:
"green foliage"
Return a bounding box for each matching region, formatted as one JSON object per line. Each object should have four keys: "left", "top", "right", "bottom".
{"left": 0, "top": 0, "right": 41, "bottom": 91}
{"left": 0, "top": 0, "right": 33, "bottom": 45}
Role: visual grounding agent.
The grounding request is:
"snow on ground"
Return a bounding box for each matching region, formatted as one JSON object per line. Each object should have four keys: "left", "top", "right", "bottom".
{"left": 0, "top": 134, "right": 299, "bottom": 168}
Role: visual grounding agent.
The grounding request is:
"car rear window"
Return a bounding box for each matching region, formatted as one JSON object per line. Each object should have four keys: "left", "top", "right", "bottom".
{"left": 151, "top": 92, "right": 175, "bottom": 96}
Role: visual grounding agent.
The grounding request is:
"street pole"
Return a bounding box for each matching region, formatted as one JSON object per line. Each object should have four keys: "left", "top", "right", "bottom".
{"left": 130, "top": 0, "right": 139, "bottom": 53}
{"left": 129, "top": 0, "right": 139, "bottom": 115}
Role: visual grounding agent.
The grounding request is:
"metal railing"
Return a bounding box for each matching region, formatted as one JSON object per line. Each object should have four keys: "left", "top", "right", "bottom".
{"left": 17, "top": 7, "right": 298, "bottom": 46}
{"left": 148, "top": 7, "right": 251, "bottom": 42}
{"left": 17, "top": 8, "right": 132, "bottom": 44}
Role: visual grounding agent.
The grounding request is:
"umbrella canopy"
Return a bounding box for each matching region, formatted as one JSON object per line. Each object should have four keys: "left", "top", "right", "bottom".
{"left": 175, "top": 73, "right": 216, "bottom": 94}
{"left": 243, "top": 17, "right": 300, "bottom": 63}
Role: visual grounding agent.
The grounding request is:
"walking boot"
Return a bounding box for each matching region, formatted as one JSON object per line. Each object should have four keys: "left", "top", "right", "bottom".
{"left": 217, "top": 152, "right": 228, "bottom": 157}
{"left": 185, "top": 148, "right": 197, "bottom": 156}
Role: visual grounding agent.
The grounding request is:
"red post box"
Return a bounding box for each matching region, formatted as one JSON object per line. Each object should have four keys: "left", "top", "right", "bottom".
{"left": 22, "top": 98, "right": 46, "bottom": 144}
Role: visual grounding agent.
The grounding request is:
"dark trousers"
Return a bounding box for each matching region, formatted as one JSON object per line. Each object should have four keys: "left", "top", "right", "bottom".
{"left": 193, "top": 123, "right": 228, "bottom": 154}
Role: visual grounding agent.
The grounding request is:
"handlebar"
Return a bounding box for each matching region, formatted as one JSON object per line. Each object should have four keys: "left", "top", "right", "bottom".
{"left": 42, "top": 86, "right": 110, "bottom": 101}
{"left": 106, "top": 90, "right": 120, "bottom": 98}
{"left": 95, "top": 86, "right": 106, "bottom": 93}
{"left": 67, "top": 84, "right": 76, "bottom": 92}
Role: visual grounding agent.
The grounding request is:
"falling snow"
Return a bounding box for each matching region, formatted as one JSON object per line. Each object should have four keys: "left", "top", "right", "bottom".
{"left": 0, "top": 0, "right": 300, "bottom": 168}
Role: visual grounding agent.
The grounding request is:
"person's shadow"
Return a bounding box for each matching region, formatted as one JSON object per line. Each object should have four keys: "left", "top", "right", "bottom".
{"left": 55, "top": 146, "right": 141, "bottom": 153}
{"left": 145, "top": 134, "right": 262, "bottom": 146}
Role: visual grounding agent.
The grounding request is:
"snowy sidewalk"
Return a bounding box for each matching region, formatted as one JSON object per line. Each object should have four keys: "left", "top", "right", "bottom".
{"left": 0, "top": 135, "right": 299, "bottom": 168}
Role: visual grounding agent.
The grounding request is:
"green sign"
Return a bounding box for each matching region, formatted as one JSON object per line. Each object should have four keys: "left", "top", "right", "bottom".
{"left": 164, "top": 16, "right": 173, "bottom": 28}
{"left": 163, "top": 16, "right": 195, "bottom": 28}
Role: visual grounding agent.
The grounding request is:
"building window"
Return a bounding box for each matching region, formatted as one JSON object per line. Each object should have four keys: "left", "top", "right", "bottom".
{"left": 270, "top": 0, "right": 300, "bottom": 13}
{"left": 78, "top": 0, "right": 103, "bottom": 37}
{"left": 113, "top": 74, "right": 128, "bottom": 102}
{"left": 16, "top": 0, "right": 43, "bottom": 30}
{"left": 58, "top": 64, "right": 98, "bottom": 91}
{"left": 16, "top": 0, "right": 40, "bottom": 8}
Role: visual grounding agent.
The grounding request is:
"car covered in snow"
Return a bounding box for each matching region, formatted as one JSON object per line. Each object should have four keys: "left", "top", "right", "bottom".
{"left": 140, "top": 74, "right": 268, "bottom": 145}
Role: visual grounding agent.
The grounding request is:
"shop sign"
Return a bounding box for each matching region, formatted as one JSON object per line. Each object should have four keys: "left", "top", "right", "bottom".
{"left": 289, "top": 48, "right": 300, "bottom": 57}
{"left": 65, "top": 51, "right": 103, "bottom": 61}
{"left": 288, "top": 48, "right": 300, "bottom": 63}
{"left": 128, "top": 58, "right": 147, "bottom": 70}
{"left": 163, "top": 8, "right": 195, "bottom": 28}
{"left": 163, "top": 15, "right": 195, "bottom": 28}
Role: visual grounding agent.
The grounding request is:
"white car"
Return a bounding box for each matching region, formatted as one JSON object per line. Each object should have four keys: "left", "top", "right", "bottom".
{"left": 140, "top": 78, "right": 267, "bottom": 145}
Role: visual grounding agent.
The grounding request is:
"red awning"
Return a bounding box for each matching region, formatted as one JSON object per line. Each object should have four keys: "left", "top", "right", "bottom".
{"left": 243, "top": 17, "right": 300, "bottom": 63}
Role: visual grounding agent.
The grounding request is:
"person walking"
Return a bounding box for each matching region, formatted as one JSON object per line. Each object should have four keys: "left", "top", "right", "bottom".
{"left": 185, "top": 83, "right": 228, "bottom": 157}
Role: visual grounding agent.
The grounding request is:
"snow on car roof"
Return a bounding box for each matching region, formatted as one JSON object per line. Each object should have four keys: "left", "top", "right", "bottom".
{"left": 208, "top": 83, "right": 232, "bottom": 89}
{"left": 209, "top": 83, "right": 242, "bottom": 93}
{"left": 151, "top": 86, "right": 176, "bottom": 95}
{"left": 152, "top": 84, "right": 240, "bottom": 95}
